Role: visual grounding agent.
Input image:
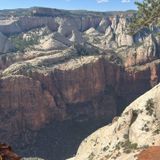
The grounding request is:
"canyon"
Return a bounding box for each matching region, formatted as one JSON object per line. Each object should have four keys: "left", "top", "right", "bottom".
{"left": 0, "top": 7, "right": 160, "bottom": 160}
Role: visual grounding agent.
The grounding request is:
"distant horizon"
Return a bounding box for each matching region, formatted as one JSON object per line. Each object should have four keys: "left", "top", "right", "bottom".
{"left": 0, "top": 0, "right": 142, "bottom": 12}
{"left": 0, "top": 6, "right": 137, "bottom": 13}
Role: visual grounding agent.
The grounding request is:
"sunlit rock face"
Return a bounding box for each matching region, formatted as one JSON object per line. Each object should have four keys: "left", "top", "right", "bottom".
{"left": 73, "top": 83, "right": 160, "bottom": 160}
{"left": 0, "top": 7, "right": 160, "bottom": 160}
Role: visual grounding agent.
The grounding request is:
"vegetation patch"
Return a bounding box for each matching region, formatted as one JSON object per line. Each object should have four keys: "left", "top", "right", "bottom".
{"left": 142, "top": 123, "right": 150, "bottom": 132}
{"left": 73, "top": 43, "right": 91, "bottom": 56}
{"left": 123, "top": 134, "right": 129, "bottom": 139}
{"left": 123, "top": 140, "right": 138, "bottom": 153}
{"left": 111, "top": 152, "right": 121, "bottom": 159}
{"left": 145, "top": 98, "right": 154, "bottom": 116}
{"left": 115, "top": 133, "right": 138, "bottom": 154}
{"left": 130, "top": 110, "right": 139, "bottom": 126}
{"left": 153, "top": 129, "right": 160, "bottom": 134}
{"left": 10, "top": 33, "right": 39, "bottom": 52}
{"left": 103, "top": 145, "right": 109, "bottom": 152}
{"left": 88, "top": 152, "right": 95, "bottom": 160}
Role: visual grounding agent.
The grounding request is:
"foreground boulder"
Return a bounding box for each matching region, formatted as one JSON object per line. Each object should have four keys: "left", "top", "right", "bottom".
{"left": 0, "top": 143, "right": 21, "bottom": 160}
{"left": 138, "top": 146, "right": 160, "bottom": 160}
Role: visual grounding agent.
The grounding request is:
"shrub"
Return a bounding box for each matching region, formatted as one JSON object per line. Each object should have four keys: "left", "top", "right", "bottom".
{"left": 73, "top": 43, "right": 90, "bottom": 56}
{"left": 10, "top": 34, "right": 39, "bottom": 52}
{"left": 142, "top": 123, "right": 150, "bottom": 132}
{"left": 122, "top": 140, "right": 138, "bottom": 153}
{"left": 103, "top": 146, "right": 109, "bottom": 152}
{"left": 130, "top": 110, "right": 138, "bottom": 126}
{"left": 88, "top": 152, "right": 95, "bottom": 160}
{"left": 123, "top": 134, "right": 129, "bottom": 139}
{"left": 153, "top": 129, "right": 160, "bottom": 134}
{"left": 115, "top": 140, "right": 137, "bottom": 153}
{"left": 145, "top": 98, "right": 154, "bottom": 116}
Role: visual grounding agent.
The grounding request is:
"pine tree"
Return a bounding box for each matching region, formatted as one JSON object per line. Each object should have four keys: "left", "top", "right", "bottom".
{"left": 130, "top": 0, "right": 160, "bottom": 34}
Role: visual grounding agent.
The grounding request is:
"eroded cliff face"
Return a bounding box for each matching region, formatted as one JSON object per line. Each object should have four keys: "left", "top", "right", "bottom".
{"left": 1, "top": 55, "right": 160, "bottom": 144}
{"left": 0, "top": 7, "right": 160, "bottom": 160}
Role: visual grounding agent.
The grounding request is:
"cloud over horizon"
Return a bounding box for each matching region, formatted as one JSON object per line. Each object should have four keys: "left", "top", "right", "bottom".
{"left": 121, "top": 0, "right": 130, "bottom": 3}
{"left": 96, "top": 0, "right": 109, "bottom": 4}
{"left": 65, "top": 0, "right": 131, "bottom": 4}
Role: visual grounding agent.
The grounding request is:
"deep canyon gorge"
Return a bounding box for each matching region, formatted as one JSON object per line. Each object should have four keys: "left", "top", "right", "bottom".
{"left": 0, "top": 7, "right": 160, "bottom": 160}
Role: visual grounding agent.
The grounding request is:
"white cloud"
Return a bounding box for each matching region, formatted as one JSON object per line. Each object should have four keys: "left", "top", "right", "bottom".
{"left": 96, "top": 0, "right": 109, "bottom": 4}
{"left": 121, "top": 0, "right": 130, "bottom": 3}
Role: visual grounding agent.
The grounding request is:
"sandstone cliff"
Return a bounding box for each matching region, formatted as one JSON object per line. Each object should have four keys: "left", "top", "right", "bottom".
{"left": 1, "top": 54, "right": 160, "bottom": 143}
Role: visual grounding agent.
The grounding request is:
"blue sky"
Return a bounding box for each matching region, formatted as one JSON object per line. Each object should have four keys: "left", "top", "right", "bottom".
{"left": 0, "top": 0, "right": 142, "bottom": 11}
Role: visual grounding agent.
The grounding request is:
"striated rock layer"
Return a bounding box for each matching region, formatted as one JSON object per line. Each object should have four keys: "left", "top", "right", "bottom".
{"left": 1, "top": 56, "right": 160, "bottom": 143}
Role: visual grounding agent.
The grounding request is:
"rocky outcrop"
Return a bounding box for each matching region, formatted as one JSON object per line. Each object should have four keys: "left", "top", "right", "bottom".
{"left": 72, "top": 83, "right": 160, "bottom": 160}
{"left": 35, "top": 33, "right": 71, "bottom": 50}
{"left": 124, "top": 34, "right": 158, "bottom": 67}
{"left": 0, "top": 17, "right": 59, "bottom": 35}
{"left": 0, "top": 32, "right": 14, "bottom": 53}
{"left": 70, "top": 30, "right": 84, "bottom": 44}
{"left": 97, "top": 18, "right": 110, "bottom": 33}
{"left": 0, "top": 75, "right": 57, "bottom": 143}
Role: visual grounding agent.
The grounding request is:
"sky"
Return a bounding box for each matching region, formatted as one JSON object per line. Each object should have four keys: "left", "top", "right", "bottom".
{"left": 0, "top": 0, "right": 143, "bottom": 11}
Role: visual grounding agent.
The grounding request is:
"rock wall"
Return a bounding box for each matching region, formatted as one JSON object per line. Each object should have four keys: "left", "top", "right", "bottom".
{"left": 1, "top": 56, "right": 160, "bottom": 145}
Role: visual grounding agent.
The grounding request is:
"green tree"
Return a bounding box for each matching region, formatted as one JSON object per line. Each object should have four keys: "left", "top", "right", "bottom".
{"left": 130, "top": 0, "right": 160, "bottom": 34}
